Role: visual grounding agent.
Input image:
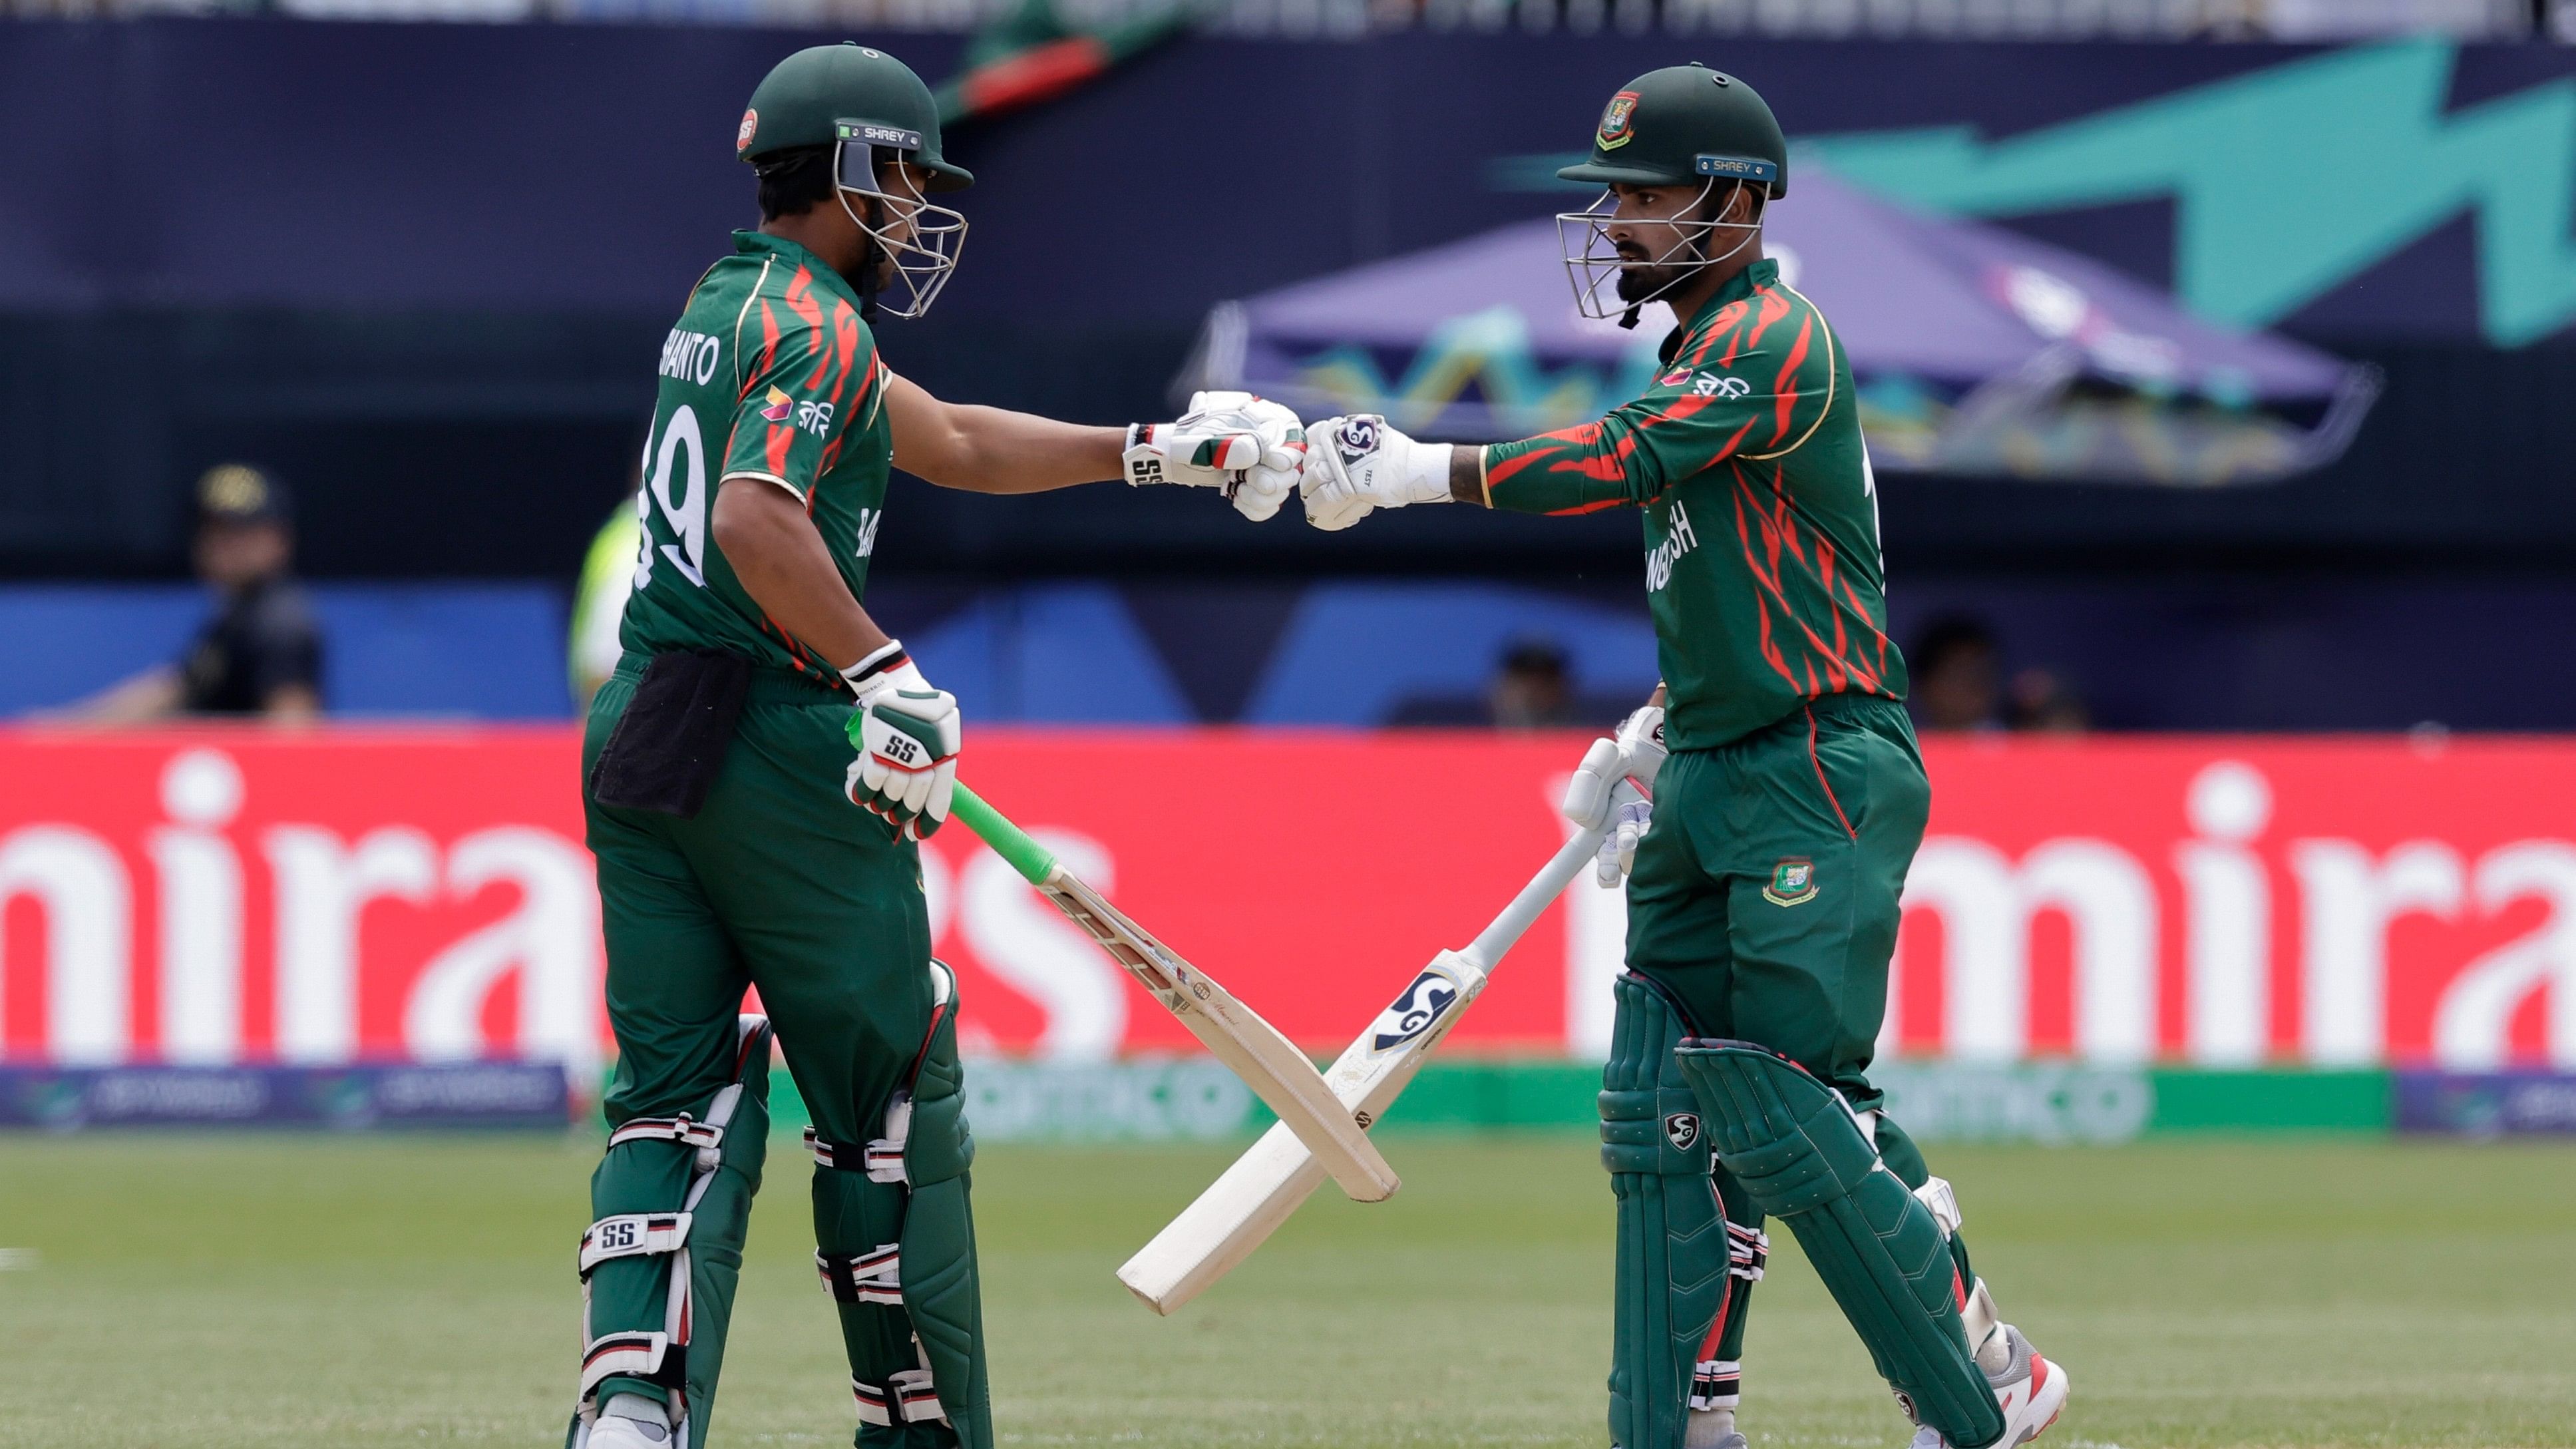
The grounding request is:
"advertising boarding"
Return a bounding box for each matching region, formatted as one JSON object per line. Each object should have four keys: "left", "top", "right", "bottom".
{"left": 1, "top": 729, "right": 2571, "bottom": 1071}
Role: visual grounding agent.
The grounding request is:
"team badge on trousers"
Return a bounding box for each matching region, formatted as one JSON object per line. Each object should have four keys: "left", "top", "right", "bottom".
{"left": 1763, "top": 857, "right": 1818, "bottom": 907}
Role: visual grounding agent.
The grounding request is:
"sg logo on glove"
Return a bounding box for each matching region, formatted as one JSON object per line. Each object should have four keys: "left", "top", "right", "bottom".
{"left": 1338, "top": 415, "right": 1382, "bottom": 464}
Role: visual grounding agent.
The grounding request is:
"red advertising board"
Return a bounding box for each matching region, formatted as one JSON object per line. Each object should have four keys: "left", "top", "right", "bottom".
{"left": 2, "top": 727, "right": 2571, "bottom": 1068}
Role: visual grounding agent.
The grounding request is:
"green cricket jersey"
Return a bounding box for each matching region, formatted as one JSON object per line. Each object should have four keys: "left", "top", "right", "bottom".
{"left": 620, "top": 231, "right": 892, "bottom": 687}
{"left": 1481, "top": 258, "right": 1904, "bottom": 750}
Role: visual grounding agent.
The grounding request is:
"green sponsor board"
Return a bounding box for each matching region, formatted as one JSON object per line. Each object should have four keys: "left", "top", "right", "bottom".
{"left": 686, "top": 1059, "right": 2394, "bottom": 1145}
{"left": 761, "top": 1056, "right": 1261, "bottom": 1142}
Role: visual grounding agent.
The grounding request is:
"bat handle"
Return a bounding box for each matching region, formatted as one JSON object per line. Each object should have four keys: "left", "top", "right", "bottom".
{"left": 1459, "top": 779, "right": 1641, "bottom": 968}
{"left": 948, "top": 783, "right": 1058, "bottom": 885}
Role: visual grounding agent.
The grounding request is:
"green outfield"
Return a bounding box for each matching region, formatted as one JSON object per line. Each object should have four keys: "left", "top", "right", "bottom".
{"left": 1, "top": 1134, "right": 2571, "bottom": 1449}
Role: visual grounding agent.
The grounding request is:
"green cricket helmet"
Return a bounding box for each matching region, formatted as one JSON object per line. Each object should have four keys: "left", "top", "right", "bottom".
{"left": 738, "top": 43, "right": 972, "bottom": 317}
{"left": 1557, "top": 63, "right": 1785, "bottom": 324}
{"left": 1558, "top": 62, "right": 1785, "bottom": 196}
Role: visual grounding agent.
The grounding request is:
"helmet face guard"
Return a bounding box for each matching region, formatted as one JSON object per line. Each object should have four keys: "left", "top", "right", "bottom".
{"left": 832, "top": 122, "right": 968, "bottom": 319}
{"left": 1557, "top": 175, "right": 1765, "bottom": 322}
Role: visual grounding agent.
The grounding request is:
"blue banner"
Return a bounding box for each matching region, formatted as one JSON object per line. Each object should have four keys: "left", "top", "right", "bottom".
{"left": 2392, "top": 1070, "right": 2576, "bottom": 1137}
{"left": 0, "top": 1062, "right": 572, "bottom": 1130}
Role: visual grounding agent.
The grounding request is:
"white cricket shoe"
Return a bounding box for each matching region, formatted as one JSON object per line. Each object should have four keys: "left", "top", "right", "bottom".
{"left": 583, "top": 1394, "right": 677, "bottom": 1448}
{"left": 1905, "top": 1326, "right": 2068, "bottom": 1449}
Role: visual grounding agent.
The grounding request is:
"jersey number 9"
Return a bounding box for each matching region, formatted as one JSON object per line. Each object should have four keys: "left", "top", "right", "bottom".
{"left": 640, "top": 404, "right": 709, "bottom": 590}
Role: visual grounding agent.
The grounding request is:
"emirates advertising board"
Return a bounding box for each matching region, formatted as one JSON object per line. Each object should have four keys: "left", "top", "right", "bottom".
{"left": 1, "top": 727, "right": 2573, "bottom": 1075}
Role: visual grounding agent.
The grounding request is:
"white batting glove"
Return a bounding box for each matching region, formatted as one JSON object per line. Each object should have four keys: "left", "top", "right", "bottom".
{"left": 1124, "top": 391, "right": 1306, "bottom": 522}
{"left": 1299, "top": 415, "right": 1455, "bottom": 531}
{"left": 840, "top": 642, "right": 960, "bottom": 842}
{"left": 1613, "top": 702, "right": 1668, "bottom": 792}
{"left": 1598, "top": 795, "right": 1652, "bottom": 887}
{"left": 1562, "top": 703, "right": 1665, "bottom": 886}
{"left": 1561, "top": 737, "right": 1626, "bottom": 831}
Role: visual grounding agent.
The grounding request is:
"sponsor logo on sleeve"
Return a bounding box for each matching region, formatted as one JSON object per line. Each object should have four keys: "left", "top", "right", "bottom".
{"left": 759, "top": 386, "right": 796, "bottom": 423}
{"left": 795, "top": 399, "right": 834, "bottom": 437}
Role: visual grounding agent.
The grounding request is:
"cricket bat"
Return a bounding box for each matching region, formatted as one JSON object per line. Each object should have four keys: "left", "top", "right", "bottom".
{"left": 948, "top": 783, "right": 1399, "bottom": 1204}
{"left": 1115, "top": 778, "right": 1641, "bottom": 1314}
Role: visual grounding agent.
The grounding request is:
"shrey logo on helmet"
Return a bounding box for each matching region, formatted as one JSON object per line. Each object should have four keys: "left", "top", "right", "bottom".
{"left": 1597, "top": 91, "right": 1642, "bottom": 150}
{"left": 736, "top": 108, "right": 759, "bottom": 152}
{"left": 1367, "top": 967, "right": 1462, "bottom": 1054}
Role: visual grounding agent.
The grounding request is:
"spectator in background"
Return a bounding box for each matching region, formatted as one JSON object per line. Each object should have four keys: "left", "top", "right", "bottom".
{"left": 2008, "top": 667, "right": 2089, "bottom": 733}
{"left": 55, "top": 463, "right": 322, "bottom": 723}
{"left": 1489, "top": 638, "right": 1577, "bottom": 728}
{"left": 1908, "top": 614, "right": 2002, "bottom": 731}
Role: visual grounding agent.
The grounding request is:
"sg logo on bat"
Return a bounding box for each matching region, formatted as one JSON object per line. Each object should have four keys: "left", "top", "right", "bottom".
{"left": 1366, "top": 966, "right": 1463, "bottom": 1054}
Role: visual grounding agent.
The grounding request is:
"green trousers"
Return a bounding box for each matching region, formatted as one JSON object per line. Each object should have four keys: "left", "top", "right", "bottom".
{"left": 581, "top": 660, "right": 949, "bottom": 1445}
{"left": 1622, "top": 695, "right": 1971, "bottom": 1368}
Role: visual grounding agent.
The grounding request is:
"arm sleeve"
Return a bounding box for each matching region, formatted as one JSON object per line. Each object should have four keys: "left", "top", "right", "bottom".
{"left": 719, "top": 286, "right": 870, "bottom": 501}
{"left": 1481, "top": 298, "right": 1834, "bottom": 516}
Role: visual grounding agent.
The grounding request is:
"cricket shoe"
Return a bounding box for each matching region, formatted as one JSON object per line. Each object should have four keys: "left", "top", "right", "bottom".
{"left": 582, "top": 1394, "right": 677, "bottom": 1449}
{"left": 1903, "top": 1327, "right": 2068, "bottom": 1449}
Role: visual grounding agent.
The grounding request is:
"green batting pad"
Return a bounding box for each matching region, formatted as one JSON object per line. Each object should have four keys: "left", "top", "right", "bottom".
{"left": 577, "top": 1021, "right": 773, "bottom": 1449}
{"left": 1674, "top": 1041, "right": 2004, "bottom": 1449}
{"left": 905, "top": 976, "right": 990, "bottom": 1449}
{"left": 1600, "top": 975, "right": 1731, "bottom": 1449}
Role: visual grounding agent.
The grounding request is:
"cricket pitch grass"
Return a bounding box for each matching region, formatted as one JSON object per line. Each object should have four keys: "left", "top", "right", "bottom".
{"left": 2, "top": 1132, "right": 2571, "bottom": 1448}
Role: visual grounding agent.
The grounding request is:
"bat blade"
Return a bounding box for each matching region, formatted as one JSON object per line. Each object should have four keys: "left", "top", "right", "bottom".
{"left": 1040, "top": 870, "right": 1399, "bottom": 1204}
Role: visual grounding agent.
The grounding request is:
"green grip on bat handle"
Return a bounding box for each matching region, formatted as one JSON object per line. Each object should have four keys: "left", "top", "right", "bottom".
{"left": 948, "top": 783, "right": 1057, "bottom": 885}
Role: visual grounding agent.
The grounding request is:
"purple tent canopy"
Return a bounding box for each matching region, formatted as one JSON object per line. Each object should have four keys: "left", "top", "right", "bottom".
{"left": 1187, "top": 170, "right": 2376, "bottom": 486}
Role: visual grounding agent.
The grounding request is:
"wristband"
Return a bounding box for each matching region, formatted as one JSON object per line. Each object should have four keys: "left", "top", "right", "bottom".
{"left": 1122, "top": 423, "right": 1159, "bottom": 485}
{"left": 842, "top": 640, "right": 917, "bottom": 697}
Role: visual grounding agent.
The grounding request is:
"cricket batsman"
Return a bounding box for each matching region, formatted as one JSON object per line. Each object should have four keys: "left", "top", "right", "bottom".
{"left": 1297, "top": 65, "right": 2068, "bottom": 1449}
{"left": 568, "top": 43, "right": 1304, "bottom": 1449}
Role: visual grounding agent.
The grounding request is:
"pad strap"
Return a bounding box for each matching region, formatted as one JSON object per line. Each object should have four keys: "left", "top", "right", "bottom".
{"left": 608, "top": 1114, "right": 725, "bottom": 1173}
{"left": 870, "top": 1093, "right": 914, "bottom": 1183}
{"left": 1690, "top": 1358, "right": 1742, "bottom": 1412}
{"left": 579, "top": 1212, "right": 692, "bottom": 1279}
{"left": 578, "top": 1331, "right": 679, "bottom": 1404}
{"left": 817, "top": 1244, "right": 904, "bottom": 1305}
{"left": 853, "top": 1367, "right": 949, "bottom": 1427}
{"left": 806, "top": 1116, "right": 909, "bottom": 1182}
{"left": 1727, "top": 1221, "right": 1768, "bottom": 1283}
{"left": 1914, "top": 1176, "right": 1964, "bottom": 1238}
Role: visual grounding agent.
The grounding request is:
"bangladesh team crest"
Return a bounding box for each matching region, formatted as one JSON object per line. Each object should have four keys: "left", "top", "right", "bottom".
{"left": 1596, "top": 91, "right": 1641, "bottom": 150}
{"left": 1763, "top": 857, "right": 1818, "bottom": 907}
